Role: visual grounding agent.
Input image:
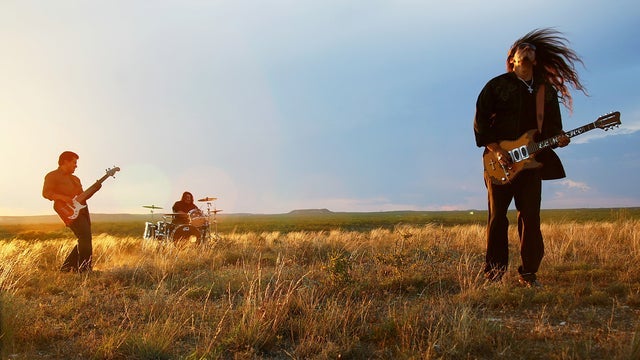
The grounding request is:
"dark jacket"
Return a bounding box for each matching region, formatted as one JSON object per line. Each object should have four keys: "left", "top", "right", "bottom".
{"left": 474, "top": 72, "right": 566, "bottom": 180}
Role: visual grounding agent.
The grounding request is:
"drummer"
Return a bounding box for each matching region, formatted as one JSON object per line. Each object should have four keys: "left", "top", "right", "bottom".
{"left": 171, "top": 191, "right": 198, "bottom": 225}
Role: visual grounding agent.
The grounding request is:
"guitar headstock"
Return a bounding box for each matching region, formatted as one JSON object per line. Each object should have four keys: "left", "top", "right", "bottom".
{"left": 595, "top": 111, "right": 621, "bottom": 131}
{"left": 106, "top": 166, "right": 121, "bottom": 177}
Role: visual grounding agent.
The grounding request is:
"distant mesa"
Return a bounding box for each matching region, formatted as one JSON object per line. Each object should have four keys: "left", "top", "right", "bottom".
{"left": 287, "top": 208, "right": 334, "bottom": 215}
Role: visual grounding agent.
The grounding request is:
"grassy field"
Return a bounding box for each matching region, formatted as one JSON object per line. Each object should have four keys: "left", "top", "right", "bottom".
{"left": 1, "top": 209, "right": 639, "bottom": 359}
{"left": 2, "top": 207, "right": 640, "bottom": 240}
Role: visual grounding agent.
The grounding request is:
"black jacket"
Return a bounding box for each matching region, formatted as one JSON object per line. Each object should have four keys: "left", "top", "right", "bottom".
{"left": 474, "top": 72, "right": 566, "bottom": 180}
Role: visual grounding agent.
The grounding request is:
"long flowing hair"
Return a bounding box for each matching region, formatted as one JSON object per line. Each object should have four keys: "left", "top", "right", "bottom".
{"left": 181, "top": 191, "right": 194, "bottom": 202}
{"left": 506, "top": 28, "right": 587, "bottom": 112}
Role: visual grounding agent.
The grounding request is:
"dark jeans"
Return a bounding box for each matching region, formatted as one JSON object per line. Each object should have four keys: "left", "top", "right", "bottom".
{"left": 484, "top": 169, "right": 544, "bottom": 280}
{"left": 62, "top": 208, "right": 93, "bottom": 272}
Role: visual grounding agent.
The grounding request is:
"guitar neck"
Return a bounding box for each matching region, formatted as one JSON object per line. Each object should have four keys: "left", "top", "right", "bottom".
{"left": 530, "top": 122, "right": 597, "bottom": 154}
{"left": 76, "top": 173, "right": 112, "bottom": 204}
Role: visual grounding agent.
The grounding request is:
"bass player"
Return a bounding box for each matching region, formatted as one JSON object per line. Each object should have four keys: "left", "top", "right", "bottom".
{"left": 43, "top": 151, "right": 96, "bottom": 272}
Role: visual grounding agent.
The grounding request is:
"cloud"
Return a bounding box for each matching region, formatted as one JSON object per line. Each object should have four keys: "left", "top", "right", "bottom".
{"left": 556, "top": 179, "right": 591, "bottom": 192}
{"left": 547, "top": 179, "right": 592, "bottom": 207}
{"left": 617, "top": 109, "right": 640, "bottom": 134}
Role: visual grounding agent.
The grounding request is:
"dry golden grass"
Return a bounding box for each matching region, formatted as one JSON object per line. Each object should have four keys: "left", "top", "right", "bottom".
{"left": 0, "top": 220, "right": 639, "bottom": 359}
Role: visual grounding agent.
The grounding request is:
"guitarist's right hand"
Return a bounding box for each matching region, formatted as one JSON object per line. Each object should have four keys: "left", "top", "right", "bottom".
{"left": 486, "top": 143, "right": 511, "bottom": 166}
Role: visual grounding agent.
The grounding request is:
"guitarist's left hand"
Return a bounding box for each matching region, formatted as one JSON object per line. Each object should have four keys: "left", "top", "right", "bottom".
{"left": 557, "top": 134, "right": 570, "bottom": 148}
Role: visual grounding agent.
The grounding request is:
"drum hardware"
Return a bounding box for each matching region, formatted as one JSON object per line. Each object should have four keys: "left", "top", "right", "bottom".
{"left": 142, "top": 215, "right": 207, "bottom": 244}
{"left": 200, "top": 197, "right": 222, "bottom": 240}
{"left": 211, "top": 209, "right": 222, "bottom": 239}
{"left": 143, "top": 221, "right": 156, "bottom": 239}
{"left": 141, "top": 196, "right": 223, "bottom": 244}
{"left": 156, "top": 221, "right": 172, "bottom": 239}
{"left": 142, "top": 205, "right": 164, "bottom": 239}
{"left": 142, "top": 220, "right": 174, "bottom": 242}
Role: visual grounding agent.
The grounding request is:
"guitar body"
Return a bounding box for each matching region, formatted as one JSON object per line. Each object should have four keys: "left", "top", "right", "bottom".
{"left": 54, "top": 199, "right": 87, "bottom": 226}
{"left": 482, "top": 112, "right": 621, "bottom": 186}
{"left": 483, "top": 130, "right": 543, "bottom": 185}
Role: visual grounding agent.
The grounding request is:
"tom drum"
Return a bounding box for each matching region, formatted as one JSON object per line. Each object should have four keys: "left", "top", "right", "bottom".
{"left": 188, "top": 208, "right": 208, "bottom": 227}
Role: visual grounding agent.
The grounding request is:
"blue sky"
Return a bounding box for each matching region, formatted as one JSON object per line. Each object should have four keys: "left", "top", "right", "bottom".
{"left": 1, "top": 0, "right": 639, "bottom": 216}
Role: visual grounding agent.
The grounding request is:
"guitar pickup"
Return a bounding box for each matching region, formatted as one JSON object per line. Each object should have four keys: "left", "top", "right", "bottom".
{"left": 508, "top": 146, "right": 529, "bottom": 163}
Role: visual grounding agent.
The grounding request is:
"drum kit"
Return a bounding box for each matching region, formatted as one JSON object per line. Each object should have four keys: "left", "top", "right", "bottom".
{"left": 142, "top": 197, "right": 222, "bottom": 244}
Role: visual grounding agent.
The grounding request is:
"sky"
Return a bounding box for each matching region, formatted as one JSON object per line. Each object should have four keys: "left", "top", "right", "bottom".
{"left": 1, "top": 0, "right": 639, "bottom": 216}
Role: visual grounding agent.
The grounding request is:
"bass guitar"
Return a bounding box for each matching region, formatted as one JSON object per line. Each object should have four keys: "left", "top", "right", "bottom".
{"left": 54, "top": 166, "right": 120, "bottom": 225}
{"left": 483, "top": 112, "right": 621, "bottom": 185}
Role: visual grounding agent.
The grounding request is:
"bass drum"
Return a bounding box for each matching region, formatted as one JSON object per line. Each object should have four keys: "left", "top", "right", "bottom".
{"left": 171, "top": 224, "right": 201, "bottom": 244}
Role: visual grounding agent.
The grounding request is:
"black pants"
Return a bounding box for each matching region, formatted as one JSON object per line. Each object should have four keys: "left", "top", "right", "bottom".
{"left": 62, "top": 208, "right": 93, "bottom": 272}
{"left": 484, "top": 169, "right": 543, "bottom": 280}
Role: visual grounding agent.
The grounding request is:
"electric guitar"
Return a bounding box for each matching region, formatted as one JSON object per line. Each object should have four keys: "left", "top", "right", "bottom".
{"left": 483, "top": 112, "right": 621, "bottom": 185}
{"left": 54, "top": 166, "right": 120, "bottom": 225}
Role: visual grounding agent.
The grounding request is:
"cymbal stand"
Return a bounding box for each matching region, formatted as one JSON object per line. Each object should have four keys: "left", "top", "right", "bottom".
{"left": 150, "top": 208, "right": 156, "bottom": 223}
{"left": 204, "top": 200, "right": 221, "bottom": 240}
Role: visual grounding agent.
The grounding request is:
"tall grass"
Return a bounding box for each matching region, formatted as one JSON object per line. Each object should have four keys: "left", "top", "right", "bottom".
{"left": 0, "top": 220, "right": 639, "bottom": 359}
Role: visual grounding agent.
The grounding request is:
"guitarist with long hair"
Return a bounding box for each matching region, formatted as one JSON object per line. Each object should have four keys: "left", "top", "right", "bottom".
{"left": 43, "top": 151, "right": 96, "bottom": 273}
{"left": 473, "top": 28, "right": 587, "bottom": 287}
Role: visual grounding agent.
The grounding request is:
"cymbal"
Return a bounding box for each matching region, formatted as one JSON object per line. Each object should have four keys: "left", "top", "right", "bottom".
{"left": 212, "top": 209, "right": 223, "bottom": 213}
{"left": 198, "top": 197, "right": 217, "bottom": 202}
{"left": 162, "top": 213, "right": 186, "bottom": 216}
{"left": 143, "top": 205, "right": 163, "bottom": 209}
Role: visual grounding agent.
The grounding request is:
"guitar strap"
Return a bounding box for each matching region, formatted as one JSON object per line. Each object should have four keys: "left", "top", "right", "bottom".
{"left": 536, "top": 83, "right": 545, "bottom": 133}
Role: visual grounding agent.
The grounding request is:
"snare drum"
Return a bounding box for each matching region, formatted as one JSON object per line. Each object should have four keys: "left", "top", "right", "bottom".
{"left": 143, "top": 222, "right": 157, "bottom": 239}
{"left": 188, "top": 208, "right": 208, "bottom": 227}
{"left": 171, "top": 224, "right": 201, "bottom": 243}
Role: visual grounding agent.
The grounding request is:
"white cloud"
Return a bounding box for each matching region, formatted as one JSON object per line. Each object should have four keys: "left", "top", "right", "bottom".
{"left": 556, "top": 179, "right": 591, "bottom": 192}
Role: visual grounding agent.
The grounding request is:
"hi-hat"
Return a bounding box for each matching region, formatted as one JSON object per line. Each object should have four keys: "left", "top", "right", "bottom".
{"left": 143, "top": 205, "right": 163, "bottom": 209}
{"left": 198, "top": 197, "right": 217, "bottom": 202}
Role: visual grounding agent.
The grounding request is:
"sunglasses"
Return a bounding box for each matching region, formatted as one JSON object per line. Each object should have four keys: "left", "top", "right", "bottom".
{"left": 517, "top": 42, "right": 536, "bottom": 51}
